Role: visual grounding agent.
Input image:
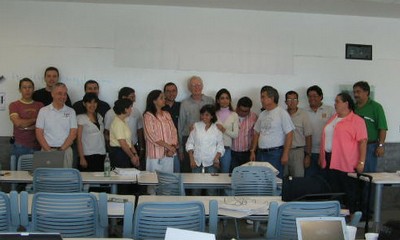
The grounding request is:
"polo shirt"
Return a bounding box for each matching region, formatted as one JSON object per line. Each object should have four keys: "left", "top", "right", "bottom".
{"left": 354, "top": 98, "right": 388, "bottom": 142}
{"left": 36, "top": 103, "right": 77, "bottom": 147}
{"left": 305, "top": 104, "right": 335, "bottom": 153}
{"left": 290, "top": 108, "right": 313, "bottom": 148}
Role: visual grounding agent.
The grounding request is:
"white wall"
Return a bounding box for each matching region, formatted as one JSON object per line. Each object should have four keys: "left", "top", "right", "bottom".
{"left": 0, "top": 1, "right": 399, "bottom": 141}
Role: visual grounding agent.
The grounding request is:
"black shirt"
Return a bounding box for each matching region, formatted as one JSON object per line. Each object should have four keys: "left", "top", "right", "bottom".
{"left": 32, "top": 88, "right": 72, "bottom": 107}
{"left": 73, "top": 99, "right": 111, "bottom": 118}
{"left": 162, "top": 101, "right": 181, "bottom": 130}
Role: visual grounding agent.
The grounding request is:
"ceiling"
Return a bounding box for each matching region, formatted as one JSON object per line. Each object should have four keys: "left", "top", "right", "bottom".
{"left": 22, "top": 0, "right": 400, "bottom": 19}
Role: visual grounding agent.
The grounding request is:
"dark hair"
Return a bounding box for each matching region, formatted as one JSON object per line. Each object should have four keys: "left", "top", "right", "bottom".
{"left": 200, "top": 104, "right": 217, "bottom": 123}
{"left": 82, "top": 93, "right": 99, "bottom": 114}
{"left": 145, "top": 90, "right": 162, "bottom": 116}
{"left": 307, "top": 85, "right": 323, "bottom": 99}
{"left": 215, "top": 88, "right": 233, "bottom": 111}
{"left": 337, "top": 92, "right": 355, "bottom": 111}
{"left": 113, "top": 99, "right": 133, "bottom": 115}
{"left": 84, "top": 80, "right": 99, "bottom": 91}
{"left": 19, "top": 78, "right": 34, "bottom": 89}
{"left": 44, "top": 66, "right": 59, "bottom": 77}
{"left": 237, "top": 96, "right": 252, "bottom": 108}
{"left": 118, "top": 87, "right": 135, "bottom": 100}
{"left": 163, "top": 82, "right": 177, "bottom": 92}
{"left": 285, "top": 90, "right": 298, "bottom": 100}
{"left": 260, "top": 85, "right": 279, "bottom": 104}
{"left": 353, "top": 81, "right": 370, "bottom": 96}
{"left": 82, "top": 92, "right": 99, "bottom": 103}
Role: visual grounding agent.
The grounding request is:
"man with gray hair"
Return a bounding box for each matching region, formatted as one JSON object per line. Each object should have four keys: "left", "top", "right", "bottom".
{"left": 178, "top": 76, "right": 214, "bottom": 172}
{"left": 249, "top": 86, "right": 295, "bottom": 179}
{"left": 36, "top": 82, "right": 77, "bottom": 168}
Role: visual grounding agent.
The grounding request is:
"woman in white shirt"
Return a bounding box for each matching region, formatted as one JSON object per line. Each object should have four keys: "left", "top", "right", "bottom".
{"left": 186, "top": 104, "right": 225, "bottom": 195}
{"left": 76, "top": 93, "right": 106, "bottom": 171}
{"left": 215, "top": 88, "right": 239, "bottom": 173}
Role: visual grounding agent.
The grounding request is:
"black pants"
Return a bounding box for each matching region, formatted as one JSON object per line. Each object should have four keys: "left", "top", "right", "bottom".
{"left": 325, "top": 153, "right": 357, "bottom": 213}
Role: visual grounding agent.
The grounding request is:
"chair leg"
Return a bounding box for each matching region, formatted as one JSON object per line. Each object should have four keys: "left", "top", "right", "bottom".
{"left": 234, "top": 219, "right": 240, "bottom": 240}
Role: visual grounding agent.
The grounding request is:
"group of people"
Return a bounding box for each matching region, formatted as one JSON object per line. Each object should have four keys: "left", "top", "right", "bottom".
{"left": 9, "top": 67, "right": 388, "bottom": 212}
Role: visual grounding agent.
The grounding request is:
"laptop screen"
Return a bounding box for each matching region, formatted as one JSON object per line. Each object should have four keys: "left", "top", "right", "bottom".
{"left": 296, "top": 217, "right": 348, "bottom": 240}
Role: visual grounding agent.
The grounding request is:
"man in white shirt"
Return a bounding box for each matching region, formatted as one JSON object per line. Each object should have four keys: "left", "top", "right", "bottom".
{"left": 304, "top": 85, "right": 335, "bottom": 177}
{"left": 36, "top": 82, "right": 77, "bottom": 168}
{"left": 250, "top": 86, "right": 295, "bottom": 179}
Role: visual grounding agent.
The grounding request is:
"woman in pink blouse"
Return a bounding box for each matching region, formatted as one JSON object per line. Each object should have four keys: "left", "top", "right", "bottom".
{"left": 320, "top": 92, "right": 367, "bottom": 214}
{"left": 143, "top": 90, "right": 178, "bottom": 193}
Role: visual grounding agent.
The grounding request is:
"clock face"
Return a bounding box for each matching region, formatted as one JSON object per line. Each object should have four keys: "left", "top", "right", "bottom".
{"left": 346, "top": 44, "right": 372, "bottom": 60}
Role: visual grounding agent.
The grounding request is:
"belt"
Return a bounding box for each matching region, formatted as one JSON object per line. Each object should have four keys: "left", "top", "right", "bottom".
{"left": 367, "top": 141, "right": 377, "bottom": 144}
{"left": 224, "top": 146, "right": 230, "bottom": 150}
{"left": 259, "top": 146, "right": 283, "bottom": 152}
{"left": 291, "top": 146, "right": 305, "bottom": 149}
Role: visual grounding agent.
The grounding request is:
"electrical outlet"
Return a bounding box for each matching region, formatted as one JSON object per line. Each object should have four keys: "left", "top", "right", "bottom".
{"left": 0, "top": 92, "right": 5, "bottom": 111}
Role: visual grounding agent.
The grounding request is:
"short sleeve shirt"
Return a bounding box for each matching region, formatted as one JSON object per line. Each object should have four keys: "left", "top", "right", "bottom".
{"left": 254, "top": 106, "right": 295, "bottom": 148}
{"left": 77, "top": 113, "right": 106, "bottom": 155}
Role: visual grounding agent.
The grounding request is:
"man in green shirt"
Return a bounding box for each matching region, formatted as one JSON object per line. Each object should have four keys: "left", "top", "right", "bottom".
{"left": 353, "top": 81, "right": 388, "bottom": 173}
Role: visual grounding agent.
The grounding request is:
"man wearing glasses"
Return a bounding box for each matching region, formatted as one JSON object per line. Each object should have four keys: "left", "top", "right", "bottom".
{"left": 285, "top": 91, "right": 312, "bottom": 177}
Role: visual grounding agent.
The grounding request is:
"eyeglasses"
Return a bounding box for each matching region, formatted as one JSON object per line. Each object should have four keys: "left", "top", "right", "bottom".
{"left": 286, "top": 99, "right": 298, "bottom": 102}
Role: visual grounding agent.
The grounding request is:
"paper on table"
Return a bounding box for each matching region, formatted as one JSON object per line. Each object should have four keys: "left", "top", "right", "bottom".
{"left": 241, "top": 161, "right": 279, "bottom": 175}
{"left": 218, "top": 198, "right": 268, "bottom": 218}
{"left": 165, "top": 227, "right": 215, "bottom": 240}
{"left": 92, "top": 172, "right": 118, "bottom": 177}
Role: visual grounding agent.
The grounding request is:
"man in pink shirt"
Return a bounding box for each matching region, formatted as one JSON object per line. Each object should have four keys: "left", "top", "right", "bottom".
{"left": 231, "top": 97, "right": 258, "bottom": 171}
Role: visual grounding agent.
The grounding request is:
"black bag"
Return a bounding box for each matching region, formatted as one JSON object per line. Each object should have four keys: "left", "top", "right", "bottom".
{"left": 282, "top": 175, "right": 343, "bottom": 201}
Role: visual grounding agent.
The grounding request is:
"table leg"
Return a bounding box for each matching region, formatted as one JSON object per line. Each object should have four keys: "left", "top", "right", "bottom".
{"left": 374, "top": 183, "right": 382, "bottom": 232}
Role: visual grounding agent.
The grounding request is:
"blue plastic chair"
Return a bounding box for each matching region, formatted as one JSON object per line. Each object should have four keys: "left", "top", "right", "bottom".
{"left": 17, "top": 154, "right": 34, "bottom": 171}
{"left": 230, "top": 166, "right": 278, "bottom": 238}
{"left": 266, "top": 200, "right": 341, "bottom": 240}
{"left": 156, "top": 171, "right": 185, "bottom": 196}
{"left": 231, "top": 166, "right": 278, "bottom": 196}
{"left": 32, "top": 168, "right": 84, "bottom": 193}
{"left": 123, "top": 200, "right": 218, "bottom": 239}
{"left": 20, "top": 191, "right": 108, "bottom": 238}
{"left": 0, "top": 191, "right": 20, "bottom": 232}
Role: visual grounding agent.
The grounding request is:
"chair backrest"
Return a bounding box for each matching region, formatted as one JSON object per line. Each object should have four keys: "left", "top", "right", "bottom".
{"left": 266, "top": 201, "right": 341, "bottom": 240}
{"left": 17, "top": 154, "right": 34, "bottom": 171}
{"left": 33, "top": 168, "right": 83, "bottom": 193}
{"left": 26, "top": 192, "right": 107, "bottom": 238}
{"left": 0, "top": 191, "right": 19, "bottom": 232}
{"left": 231, "top": 166, "right": 277, "bottom": 196}
{"left": 133, "top": 201, "right": 206, "bottom": 239}
{"left": 156, "top": 171, "right": 185, "bottom": 196}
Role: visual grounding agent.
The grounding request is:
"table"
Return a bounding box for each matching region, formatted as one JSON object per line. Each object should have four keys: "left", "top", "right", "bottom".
{"left": 349, "top": 172, "right": 400, "bottom": 231}
{"left": 0, "top": 171, "right": 137, "bottom": 194}
{"left": 138, "top": 172, "right": 282, "bottom": 189}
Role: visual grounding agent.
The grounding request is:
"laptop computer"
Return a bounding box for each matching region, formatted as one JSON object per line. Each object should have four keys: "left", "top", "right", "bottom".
{"left": 0, "top": 233, "right": 62, "bottom": 240}
{"left": 31, "top": 150, "right": 65, "bottom": 173}
{"left": 296, "top": 216, "right": 349, "bottom": 240}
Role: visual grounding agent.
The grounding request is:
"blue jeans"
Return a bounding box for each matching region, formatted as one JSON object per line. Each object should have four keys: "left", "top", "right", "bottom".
{"left": 305, "top": 153, "right": 322, "bottom": 177}
{"left": 11, "top": 143, "right": 38, "bottom": 170}
{"left": 258, "top": 148, "right": 283, "bottom": 179}
{"left": 364, "top": 143, "right": 378, "bottom": 173}
{"left": 220, "top": 147, "right": 231, "bottom": 173}
{"left": 192, "top": 165, "right": 218, "bottom": 196}
{"left": 173, "top": 155, "right": 180, "bottom": 173}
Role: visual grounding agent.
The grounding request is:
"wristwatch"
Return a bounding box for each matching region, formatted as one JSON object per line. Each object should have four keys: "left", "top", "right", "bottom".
{"left": 378, "top": 143, "right": 384, "bottom": 147}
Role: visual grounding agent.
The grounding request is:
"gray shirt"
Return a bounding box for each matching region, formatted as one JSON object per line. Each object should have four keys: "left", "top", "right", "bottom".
{"left": 178, "top": 94, "right": 214, "bottom": 144}
{"left": 305, "top": 104, "right": 335, "bottom": 153}
{"left": 290, "top": 108, "right": 313, "bottom": 148}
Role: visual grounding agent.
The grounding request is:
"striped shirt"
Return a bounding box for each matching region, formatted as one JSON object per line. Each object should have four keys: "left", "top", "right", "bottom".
{"left": 144, "top": 111, "right": 178, "bottom": 159}
{"left": 231, "top": 111, "right": 258, "bottom": 152}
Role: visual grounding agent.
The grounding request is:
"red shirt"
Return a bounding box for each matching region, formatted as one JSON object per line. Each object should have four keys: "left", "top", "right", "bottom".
{"left": 9, "top": 100, "right": 43, "bottom": 148}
